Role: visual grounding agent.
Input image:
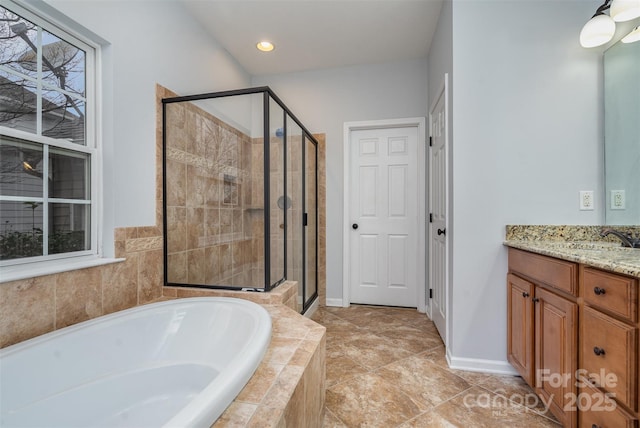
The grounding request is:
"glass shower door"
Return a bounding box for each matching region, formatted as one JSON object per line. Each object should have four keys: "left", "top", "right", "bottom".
{"left": 286, "top": 116, "right": 304, "bottom": 312}
{"left": 304, "top": 135, "right": 318, "bottom": 311}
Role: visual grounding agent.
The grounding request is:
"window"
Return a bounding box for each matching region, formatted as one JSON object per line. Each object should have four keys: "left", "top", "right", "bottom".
{"left": 0, "top": 2, "right": 97, "bottom": 265}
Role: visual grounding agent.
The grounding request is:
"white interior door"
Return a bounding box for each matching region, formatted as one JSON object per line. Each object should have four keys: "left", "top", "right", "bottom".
{"left": 429, "top": 77, "right": 448, "bottom": 344}
{"left": 349, "top": 126, "right": 418, "bottom": 307}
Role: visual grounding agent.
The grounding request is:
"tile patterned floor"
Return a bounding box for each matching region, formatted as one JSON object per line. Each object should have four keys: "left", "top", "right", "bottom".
{"left": 311, "top": 305, "right": 561, "bottom": 428}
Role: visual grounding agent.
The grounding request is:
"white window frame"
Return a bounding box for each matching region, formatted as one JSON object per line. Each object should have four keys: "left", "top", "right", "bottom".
{"left": 0, "top": 0, "right": 111, "bottom": 278}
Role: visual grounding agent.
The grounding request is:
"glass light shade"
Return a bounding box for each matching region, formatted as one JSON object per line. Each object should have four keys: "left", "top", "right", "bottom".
{"left": 610, "top": 0, "right": 640, "bottom": 22}
{"left": 622, "top": 26, "right": 640, "bottom": 42}
{"left": 580, "top": 14, "right": 616, "bottom": 47}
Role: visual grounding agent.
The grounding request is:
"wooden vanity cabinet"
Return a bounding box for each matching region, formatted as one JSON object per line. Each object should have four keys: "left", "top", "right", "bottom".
{"left": 579, "top": 267, "right": 639, "bottom": 428}
{"left": 507, "top": 248, "right": 578, "bottom": 427}
{"left": 535, "top": 286, "right": 578, "bottom": 426}
{"left": 508, "top": 248, "right": 640, "bottom": 428}
{"left": 507, "top": 273, "right": 534, "bottom": 385}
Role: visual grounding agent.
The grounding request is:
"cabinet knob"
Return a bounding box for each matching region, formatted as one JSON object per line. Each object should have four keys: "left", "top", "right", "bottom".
{"left": 592, "top": 424, "right": 600, "bottom": 428}
{"left": 593, "top": 287, "right": 606, "bottom": 295}
{"left": 593, "top": 346, "right": 606, "bottom": 356}
{"left": 532, "top": 297, "right": 540, "bottom": 303}
{"left": 522, "top": 292, "right": 529, "bottom": 298}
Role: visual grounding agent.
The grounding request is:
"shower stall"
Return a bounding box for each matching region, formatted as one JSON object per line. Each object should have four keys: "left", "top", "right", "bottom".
{"left": 162, "top": 87, "right": 318, "bottom": 313}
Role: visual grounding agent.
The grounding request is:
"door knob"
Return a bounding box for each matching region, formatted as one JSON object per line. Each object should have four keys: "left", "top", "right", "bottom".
{"left": 352, "top": 223, "right": 358, "bottom": 230}
{"left": 437, "top": 228, "right": 446, "bottom": 236}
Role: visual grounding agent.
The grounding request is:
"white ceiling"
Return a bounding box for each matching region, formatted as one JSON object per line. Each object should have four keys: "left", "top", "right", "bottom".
{"left": 182, "top": 0, "right": 443, "bottom": 76}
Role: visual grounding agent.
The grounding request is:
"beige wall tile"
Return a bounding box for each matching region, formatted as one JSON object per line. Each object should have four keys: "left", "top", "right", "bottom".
{"left": 187, "top": 248, "right": 206, "bottom": 284}
{"left": 283, "top": 376, "right": 305, "bottom": 427}
{"left": 166, "top": 206, "right": 187, "bottom": 253}
{"left": 137, "top": 249, "right": 163, "bottom": 303}
{"left": 102, "top": 257, "right": 139, "bottom": 314}
{"left": 56, "top": 268, "right": 103, "bottom": 329}
{"left": 246, "top": 406, "right": 285, "bottom": 428}
{"left": 212, "top": 402, "right": 258, "bottom": 428}
{"left": 166, "top": 158, "right": 186, "bottom": 206}
{"left": 0, "top": 276, "right": 55, "bottom": 348}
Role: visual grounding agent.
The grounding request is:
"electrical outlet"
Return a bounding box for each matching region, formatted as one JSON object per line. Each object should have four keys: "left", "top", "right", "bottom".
{"left": 611, "top": 190, "right": 626, "bottom": 210}
{"left": 580, "top": 191, "right": 594, "bottom": 210}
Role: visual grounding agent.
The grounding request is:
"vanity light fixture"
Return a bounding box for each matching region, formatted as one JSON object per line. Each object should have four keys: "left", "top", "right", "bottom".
{"left": 580, "top": 0, "right": 640, "bottom": 47}
{"left": 610, "top": 0, "right": 640, "bottom": 21}
{"left": 622, "top": 25, "right": 640, "bottom": 42}
{"left": 256, "top": 41, "right": 274, "bottom": 52}
{"left": 580, "top": 0, "right": 616, "bottom": 47}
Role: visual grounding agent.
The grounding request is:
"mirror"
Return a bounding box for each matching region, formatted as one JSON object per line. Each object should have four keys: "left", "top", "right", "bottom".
{"left": 604, "top": 38, "right": 640, "bottom": 224}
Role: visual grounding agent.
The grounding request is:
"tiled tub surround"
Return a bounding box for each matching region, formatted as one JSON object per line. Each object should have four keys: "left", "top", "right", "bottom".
{"left": 212, "top": 302, "right": 326, "bottom": 427}
{"left": 505, "top": 225, "right": 640, "bottom": 278}
{"left": 162, "top": 284, "right": 326, "bottom": 428}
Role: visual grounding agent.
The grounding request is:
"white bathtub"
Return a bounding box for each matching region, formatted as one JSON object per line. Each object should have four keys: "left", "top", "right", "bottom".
{"left": 0, "top": 297, "right": 272, "bottom": 428}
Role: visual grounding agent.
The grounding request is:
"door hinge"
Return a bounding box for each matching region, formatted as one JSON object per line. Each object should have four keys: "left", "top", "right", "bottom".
{"left": 429, "top": 136, "right": 433, "bottom": 147}
{"left": 303, "top": 213, "right": 308, "bottom": 226}
{"left": 429, "top": 289, "right": 433, "bottom": 299}
{"left": 429, "top": 213, "right": 433, "bottom": 223}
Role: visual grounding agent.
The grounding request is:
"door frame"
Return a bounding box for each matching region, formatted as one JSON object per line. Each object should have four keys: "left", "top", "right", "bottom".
{"left": 342, "top": 117, "right": 427, "bottom": 312}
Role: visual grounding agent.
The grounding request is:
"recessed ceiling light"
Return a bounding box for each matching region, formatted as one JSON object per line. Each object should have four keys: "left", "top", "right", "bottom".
{"left": 256, "top": 41, "right": 275, "bottom": 52}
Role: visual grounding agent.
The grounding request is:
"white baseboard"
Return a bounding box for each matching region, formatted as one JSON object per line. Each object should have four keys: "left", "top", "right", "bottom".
{"left": 324, "top": 298, "right": 344, "bottom": 307}
{"left": 446, "top": 349, "right": 519, "bottom": 376}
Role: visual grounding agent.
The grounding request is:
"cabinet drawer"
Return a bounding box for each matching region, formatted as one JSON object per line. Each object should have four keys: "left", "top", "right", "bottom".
{"left": 579, "top": 385, "right": 637, "bottom": 428}
{"left": 584, "top": 268, "right": 638, "bottom": 323}
{"left": 581, "top": 306, "right": 638, "bottom": 411}
{"left": 509, "top": 248, "right": 577, "bottom": 296}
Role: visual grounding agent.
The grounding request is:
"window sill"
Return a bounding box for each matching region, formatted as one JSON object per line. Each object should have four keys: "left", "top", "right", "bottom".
{"left": 0, "top": 256, "right": 125, "bottom": 284}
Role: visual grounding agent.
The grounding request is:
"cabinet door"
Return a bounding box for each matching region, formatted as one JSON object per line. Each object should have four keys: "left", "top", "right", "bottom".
{"left": 535, "top": 287, "right": 578, "bottom": 428}
{"left": 507, "top": 273, "right": 534, "bottom": 385}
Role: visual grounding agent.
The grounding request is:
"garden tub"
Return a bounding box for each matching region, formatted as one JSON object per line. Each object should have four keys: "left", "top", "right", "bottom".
{"left": 0, "top": 297, "right": 272, "bottom": 427}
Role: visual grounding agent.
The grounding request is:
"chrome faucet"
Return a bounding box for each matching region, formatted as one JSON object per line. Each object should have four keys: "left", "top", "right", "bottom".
{"left": 600, "top": 228, "right": 640, "bottom": 248}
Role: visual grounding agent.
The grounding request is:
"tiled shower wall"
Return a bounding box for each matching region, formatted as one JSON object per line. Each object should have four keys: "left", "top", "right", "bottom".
{"left": 164, "top": 100, "right": 262, "bottom": 287}
{"left": 0, "top": 85, "right": 326, "bottom": 349}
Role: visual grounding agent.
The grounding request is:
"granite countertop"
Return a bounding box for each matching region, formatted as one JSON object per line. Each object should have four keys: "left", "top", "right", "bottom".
{"left": 504, "top": 225, "right": 640, "bottom": 279}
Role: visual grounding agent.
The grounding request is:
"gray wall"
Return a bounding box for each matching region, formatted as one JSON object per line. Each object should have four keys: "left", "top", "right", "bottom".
{"left": 448, "top": 0, "right": 603, "bottom": 365}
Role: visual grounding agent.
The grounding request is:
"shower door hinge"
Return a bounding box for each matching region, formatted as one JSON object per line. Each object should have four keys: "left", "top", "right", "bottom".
{"left": 303, "top": 213, "right": 308, "bottom": 226}
{"left": 429, "top": 289, "right": 433, "bottom": 299}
